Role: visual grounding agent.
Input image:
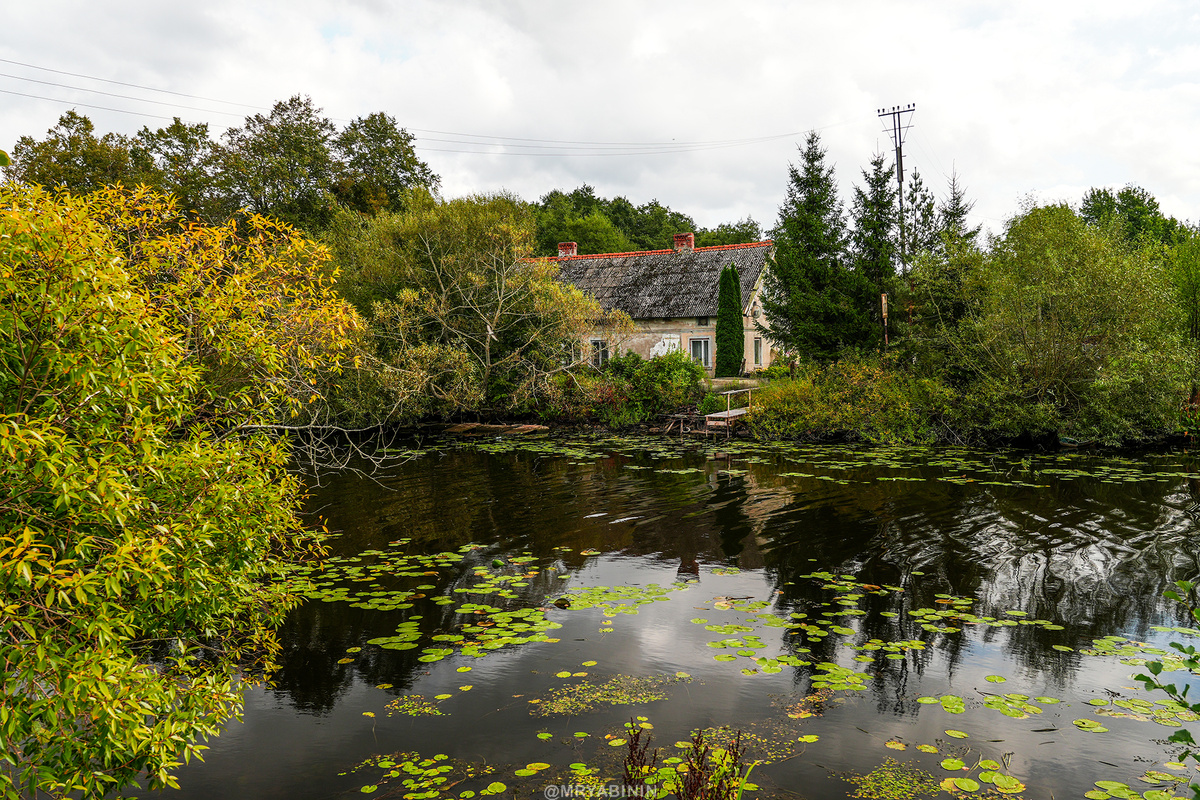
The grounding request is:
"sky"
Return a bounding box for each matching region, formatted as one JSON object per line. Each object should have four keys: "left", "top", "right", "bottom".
{"left": 3, "top": 1, "right": 1198, "bottom": 237}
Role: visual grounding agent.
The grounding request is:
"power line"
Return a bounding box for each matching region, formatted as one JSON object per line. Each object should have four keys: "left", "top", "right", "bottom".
{"left": 410, "top": 128, "right": 809, "bottom": 148}
{"left": 0, "top": 71, "right": 248, "bottom": 118}
{"left": 0, "top": 57, "right": 261, "bottom": 109}
{"left": 1, "top": 55, "right": 854, "bottom": 157}
{"left": 0, "top": 87, "right": 183, "bottom": 122}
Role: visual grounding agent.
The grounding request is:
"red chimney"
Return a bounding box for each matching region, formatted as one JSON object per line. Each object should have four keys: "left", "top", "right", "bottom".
{"left": 673, "top": 232, "right": 695, "bottom": 253}
{"left": 558, "top": 242, "right": 578, "bottom": 257}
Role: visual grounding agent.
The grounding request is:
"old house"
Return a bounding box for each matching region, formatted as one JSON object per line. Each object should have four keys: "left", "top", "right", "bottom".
{"left": 554, "top": 233, "right": 775, "bottom": 375}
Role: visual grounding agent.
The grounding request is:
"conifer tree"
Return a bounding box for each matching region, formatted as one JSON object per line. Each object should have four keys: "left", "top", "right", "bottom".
{"left": 902, "top": 169, "right": 939, "bottom": 262}
{"left": 849, "top": 153, "right": 898, "bottom": 298}
{"left": 760, "top": 131, "right": 861, "bottom": 362}
{"left": 939, "top": 167, "right": 982, "bottom": 247}
{"left": 848, "top": 152, "right": 898, "bottom": 348}
{"left": 715, "top": 264, "right": 744, "bottom": 377}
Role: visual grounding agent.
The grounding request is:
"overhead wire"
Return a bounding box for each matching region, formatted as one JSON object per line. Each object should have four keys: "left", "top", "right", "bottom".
{"left": 0, "top": 57, "right": 261, "bottom": 109}
{"left": 0, "top": 71, "right": 250, "bottom": 118}
{"left": 0, "top": 56, "right": 848, "bottom": 157}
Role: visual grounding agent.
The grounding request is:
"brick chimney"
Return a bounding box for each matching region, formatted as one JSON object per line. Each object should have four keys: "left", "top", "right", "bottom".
{"left": 558, "top": 242, "right": 578, "bottom": 257}
{"left": 673, "top": 232, "right": 694, "bottom": 253}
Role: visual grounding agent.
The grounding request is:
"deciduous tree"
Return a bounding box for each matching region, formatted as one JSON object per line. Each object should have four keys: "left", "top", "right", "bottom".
{"left": 219, "top": 95, "right": 338, "bottom": 231}
{"left": 0, "top": 185, "right": 351, "bottom": 799}
{"left": 132, "top": 118, "right": 227, "bottom": 222}
{"left": 950, "top": 203, "right": 1185, "bottom": 441}
{"left": 5, "top": 110, "right": 149, "bottom": 193}
{"left": 333, "top": 111, "right": 438, "bottom": 215}
{"left": 326, "top": 191, "right": 631, "bottom": 417}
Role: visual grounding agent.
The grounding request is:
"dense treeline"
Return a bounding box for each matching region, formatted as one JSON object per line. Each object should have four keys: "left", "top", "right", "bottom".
{"left": 752, "top": 130, "right": 1200, "bottom": 446}
{"left": 533, "top": 183, "right": 762, "bottom": 255}
{"left": 4, "top": 99, "right": 762, "bottom": 253}
{"left": 2, "top": 98, "right": 753, "bottom": 427}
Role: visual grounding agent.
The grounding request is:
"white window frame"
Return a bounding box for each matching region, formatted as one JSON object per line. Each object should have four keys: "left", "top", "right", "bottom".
{"left": 590, "top": 339, "right": 609, "bottom": 368}
{"left": 690, "top": 337, "right": 711, "bottom": 369}
{"left": 753, "top": 337, "right": 762, "bottom": 366}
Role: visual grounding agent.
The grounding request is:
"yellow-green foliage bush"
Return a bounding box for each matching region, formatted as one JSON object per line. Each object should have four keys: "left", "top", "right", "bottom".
{"left": 746, "top": 355, "right": 955, "bottom": 444}
{"left": 0, "top": 186, "right": 343, "bottom": 799}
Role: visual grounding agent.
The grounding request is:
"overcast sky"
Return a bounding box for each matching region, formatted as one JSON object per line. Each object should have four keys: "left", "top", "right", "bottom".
{"left": 4, "top": 1, "right": 1198, "bottom": 236}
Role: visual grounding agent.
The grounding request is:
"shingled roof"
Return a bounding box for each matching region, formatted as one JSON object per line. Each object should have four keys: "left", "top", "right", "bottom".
{"left": 554, "top": 240, "right": 773, "bottom": 319}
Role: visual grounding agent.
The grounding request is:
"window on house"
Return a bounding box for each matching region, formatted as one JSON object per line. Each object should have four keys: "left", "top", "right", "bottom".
{"left": 563, "top": 341, "right": 582, "bottom": 366}
{"left": 696, "top": 316, "right": 710, "bottom": 327}
{"left": 753, "top": 337, "right": 762, "bottom": 366}
{"left": 590, "top": 339, "right": 609, "bottom": 368}
{"left": 690, "top": 337, "right": 711, "bottom": 369}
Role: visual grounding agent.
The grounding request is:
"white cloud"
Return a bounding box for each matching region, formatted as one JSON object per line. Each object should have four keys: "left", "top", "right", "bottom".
{"left": 2, "top": 0, "right": 1198, "bottom": 233}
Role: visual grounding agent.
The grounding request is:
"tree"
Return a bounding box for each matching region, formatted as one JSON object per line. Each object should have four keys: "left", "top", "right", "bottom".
{"left": 950, "top": 203, "right": 1186, "bottom": 442}
{"left": 5, "top": 110, "right": 151, "bottom": 193}
{"left": 1081, "top": 184, "right": 1181, "bottom": 246}
{"left": 625, "top": 198, "right": 696, "bottom": 251}
{"left": 534, "top": 189, "right": 634, "bottom": 255}
{"left": 939, "top": 167, "right": 982, "bottom": 248}
{"left": 761, "top": 131, "right": 866, "bottom": 361}
{"left": 1167, "top": 229, "right": 1200, "bottom": 398}
{"left": 902, "top": 169, "right": 939, "bottom": 262}
{"left": 333, "top": 111, "right": 439, "bottom": 215}
{"left": 715, "top": 264, "right": 744, "bottom": 377}
{"left": 849, "top": 152, "right": 898, "bottom": 346}
{"left": 132, "top": 118, "right": 227, "bottom": 222}
{"left": 697, "top": 217, "right": 763, "bottom": 247}
{"left": 0, "top": 185, "right": 350, "bottom": 799}
{"left": 326, "top": 191, "right": 631, "bottom": 417}
{"left": 219, "top": 95, "right": 338, "bottom": 231}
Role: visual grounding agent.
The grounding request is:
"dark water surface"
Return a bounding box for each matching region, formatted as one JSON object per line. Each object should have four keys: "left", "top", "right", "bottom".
{"left": 138, "top": 435, "right": 1200, "bottom": 800}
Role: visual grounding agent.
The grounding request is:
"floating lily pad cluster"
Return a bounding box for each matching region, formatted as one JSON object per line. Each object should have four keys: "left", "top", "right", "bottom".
{"left": 283, "top": 539, "right": 569, "bottom": 665}
{"left": 366, "top": 602, "right": 562, "bottom": 663}
{"left": 529, "top": 674, "right": 690, "bottom": 717}
{"left": 385, "top": 695, "right": 445, "bottom": 717}
{"left": 344, "top": 751, "right": 504, "bottom": 797}
{"left": 442, "top": 433, "right": 1200, "bottom": 498}
{"left": 560, "top": 583, "right": 685, "bottom": 617}
{"left": 1086, "top": 776, "right": 1189, "bottom": 800}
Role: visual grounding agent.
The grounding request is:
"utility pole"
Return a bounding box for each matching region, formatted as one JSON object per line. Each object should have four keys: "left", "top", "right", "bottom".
{"left": 877, "top": 104, "right": 915, "bottom": 275}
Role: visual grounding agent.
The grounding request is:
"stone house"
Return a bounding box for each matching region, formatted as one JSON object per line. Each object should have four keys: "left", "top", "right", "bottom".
{"left": 554, "top": 233, "right": 775, "bottom": 375}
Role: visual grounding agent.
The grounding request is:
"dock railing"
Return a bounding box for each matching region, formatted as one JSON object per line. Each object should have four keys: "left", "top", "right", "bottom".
{"left": 705, "top": 388, "right": 754, "bottom": 437}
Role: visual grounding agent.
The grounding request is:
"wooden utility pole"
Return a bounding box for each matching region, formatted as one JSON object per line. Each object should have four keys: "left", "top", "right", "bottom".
{"left": 881, "top": 292, "right": 889, "bottom": 346}
{"left": 877, "top": 104, "right": 916, "bottom": 275}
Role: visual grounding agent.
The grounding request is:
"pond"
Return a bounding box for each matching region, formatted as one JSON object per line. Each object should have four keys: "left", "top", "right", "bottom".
{"left": 137, "top": 434, "right": 1200, "bottom": 800}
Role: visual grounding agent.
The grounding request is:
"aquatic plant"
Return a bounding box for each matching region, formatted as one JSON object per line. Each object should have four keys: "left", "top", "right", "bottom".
{"left": 845, "top": 759, "right": 940, "bottom": 800}
{"left": 531, "top": 674, "right": 690, "bottom": 716}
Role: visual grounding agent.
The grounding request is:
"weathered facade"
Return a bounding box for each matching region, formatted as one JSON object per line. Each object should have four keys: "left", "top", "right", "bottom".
{"left": 555, "top": 233, "right": 775, "bottom": 375}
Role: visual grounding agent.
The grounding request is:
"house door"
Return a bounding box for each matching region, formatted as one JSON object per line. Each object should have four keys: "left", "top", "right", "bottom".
{"left": 690, "top": 337, "right": 710, "bottom": 369}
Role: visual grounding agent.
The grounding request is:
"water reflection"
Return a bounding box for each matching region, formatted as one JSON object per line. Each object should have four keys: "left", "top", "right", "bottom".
{"left": 144, "top": 437, "right": 1200, "bottom": 799}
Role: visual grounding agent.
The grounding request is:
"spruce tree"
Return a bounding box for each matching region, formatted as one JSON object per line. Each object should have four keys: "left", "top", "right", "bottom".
{"left": 714, "top": 264, "right": 744, "bottom": 377}
{"left": 849, "top": 153, "right": 898, "bottom": 297}
{"left": 939, "top": 167, "right": 982, "bottom": 247}
{"left": 902, "top": 169, "right": 939, "bottom": 263}
{"left": 848, "top": 152, "right": 898, "bottom": 348}
{"left": 760, "top": 131, "right": 859, "bottom": 362}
